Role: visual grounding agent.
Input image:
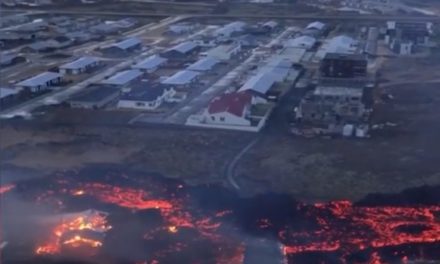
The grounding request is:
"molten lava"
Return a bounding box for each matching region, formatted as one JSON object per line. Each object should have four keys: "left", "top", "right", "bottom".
{"left": 0, "top": 184, "right": 15, "bottom": 195}
{"left": 282, "top": 201, "right": 440, "bottom": 259}
{"left": 35, "top": 210, "right": 111, "bottom": 255}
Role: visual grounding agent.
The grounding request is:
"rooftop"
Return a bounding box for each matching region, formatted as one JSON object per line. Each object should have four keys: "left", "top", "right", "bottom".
{"left": 69, "top": 85, "right": 120, "bottom": 103}
{"left": 314, "top": 86, "right": 363, "bottom": 97}
{"left": 187, "top": 57, "right": 220, "bottom": 71}
{"left": 110, "top": 37, "right": 141, "bottom": 50}
{"left": 161, "top": 70, "right": 199, "bottom": 85}
{"left": 207, "top": 91, "right": 251, "bottom": 117}
{"left": 133, "top": 55, "right": 168, "bottom": 70}
{"left": 324, "top": 53, "right": 366, "bottom": 61}
{"left": 306, "top": 21, "right": 325, "bottom": 31}
{"left": 101, "top": 69, "right": 143, "bottom": 86}
{"left": 168, "top": 41, "right": 198, "bottom": 54}
{"left": 60, "top": 56, "right": 99, "bottom": 70}
{"left": 17, "top": 72, "right": 62, "bottom": 87}
{"left": 239, "top": 72, "right": 277, "bottom": 95}
{"left": 0, "top": 87, "right": 20, "bottom": 99}
{"left": 120, "top": 84, "right": 167, "bottom": 102}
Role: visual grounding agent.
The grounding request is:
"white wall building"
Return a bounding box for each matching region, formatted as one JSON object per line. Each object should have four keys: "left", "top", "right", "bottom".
{"left": 203, "top": 92, "right": 252, "bottom": 126}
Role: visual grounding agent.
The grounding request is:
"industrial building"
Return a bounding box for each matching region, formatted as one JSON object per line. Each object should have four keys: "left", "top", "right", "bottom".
{"left": 59, "top": 56, "right": 100, "bottom": 75}
{"left": 117, "top": 84, "right": 175, "bottom": 110}
{"left": 68, "top": 84, "right": 120, "bottom": 109}
{"left": 132, "top": 55, "right": 168, "bottom": 73}
{"left": 16, "top": 71, "right": 63, "bottom": 92}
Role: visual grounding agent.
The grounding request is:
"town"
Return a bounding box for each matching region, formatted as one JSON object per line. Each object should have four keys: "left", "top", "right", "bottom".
{"left": 1, "top": 3, "right": 436, "bottom": 138}
{"left": 1, "top": 0, "right": 440, "bottom": 263}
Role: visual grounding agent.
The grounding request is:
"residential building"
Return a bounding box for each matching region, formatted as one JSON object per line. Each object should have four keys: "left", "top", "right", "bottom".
{"left": 0, "top": 52, "right": 25, "bottom": 67}
{"left": 117, "top": 84, "right": 174, "bottom": 110}
{"left": 161, "top": 41, "right": 199, "bottom": 59}
{"left": 203, "top": 91, "right": 252, "bottom": 126}
{"left": 238, "top": 72, "right": 277, "bottom": 101}
{"left": 0, "top": 87, "right": 21, "bottom": 105}
{"left": 385, "top": 21, "right": 432, "bottom": 54}
{"left": 161, "top": 70, "right": 199, "bottom": 89}
{"left": 187, "top": 57, "right": 220, "bottom": 72}
{"left": 16, "top": 72, "right": 62, "bottom": 92}
{"left": 100, "top": 37, "right": 142, "bottom": 55}
{"left": 132, "top": 55, "right": 168, "bottom": 73}
{"left": 168, "top": 22, "right": 196, "bottom": 35}
{"left": 204, "top": 43, "right": 241, "bottom": 61}
{"left": 59, "top": 56, "right": 100, "bottom": 75}
{"left": 213, "top": 21, "right": 246, "bottom": 40}
{"left": 68, "top": 84, "right": 120, "bottom": 109}
{"left": 101, "top": 69, "right": 143, "bottom": 87}
{"left": 320, "top": 53, "right": 368, "bottom": 78}
{"left": 296, "top": 85, "right": 366, "bottom": 125}
{"left": 284, "top": 35, "right": 316, "bottom": 50}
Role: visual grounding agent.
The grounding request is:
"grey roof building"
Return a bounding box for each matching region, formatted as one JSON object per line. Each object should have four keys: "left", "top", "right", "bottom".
{"left": 69, "top": 85, "right": 120, "bottom": 109}
{"left": 59, "top": 57, "right": 100, "bottom": 75}
{"left": 187, "top": 57, "right": 220, "bottom": 71}
{"left": 101, "top": 69, "right": 143, "bottom": 86}
{"left": 132, "top": 55, "right": 168, "bottom": 72}
{"left": 17, "top": 72, "right": 63, "bottom": 92}
{"left": 161, "top": 70, "right": 199, "bottom": 86}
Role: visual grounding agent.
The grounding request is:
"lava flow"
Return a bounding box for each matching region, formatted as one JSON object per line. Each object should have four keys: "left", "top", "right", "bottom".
{"left": 282, "top": 200, "right": 440, "bottom": 262}
{"left": 4, "top": 170, "right": 440, "bottom": 264}
{"left": 0, "top": 184, "right": 15, "bottom": 195}
{"left": 35, "top": 209, "right": 112, "bottom": 256}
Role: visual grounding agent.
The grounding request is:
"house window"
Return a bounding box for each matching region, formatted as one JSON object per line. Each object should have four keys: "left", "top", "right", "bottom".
{"left": 220, "top": 117, "right": 225, "bottom": 122}
{"left": 136, "top": 102, "right": 145, "bottom": 107}
{"left": 211, "top": 116, "right": 215, "bottom": 121}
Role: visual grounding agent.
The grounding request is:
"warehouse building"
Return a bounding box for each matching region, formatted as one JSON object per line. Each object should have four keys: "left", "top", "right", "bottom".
{"left": 132, "top": 55, "right": 168, "bottom": 73}
{"left": 68, "top": 84, "right": 120, "bottom": 109}
{"left": 59, "top": 56, "right": 100, "bottom": 75}
{"left": 16, "top": 72, "right": 63, "bottom": 92}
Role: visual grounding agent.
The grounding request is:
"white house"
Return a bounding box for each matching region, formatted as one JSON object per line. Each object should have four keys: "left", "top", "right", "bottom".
{"left": 59, "top": 56, "right": 100, "bottom": 75}
{"left": 203, "top": 91, "right": 252, "bottom": 126}
{"left": 204, "top": 43, "right": 241, "bottom": 61}
{"left": 117, "top": 84, "right": 174, "bottom": 110}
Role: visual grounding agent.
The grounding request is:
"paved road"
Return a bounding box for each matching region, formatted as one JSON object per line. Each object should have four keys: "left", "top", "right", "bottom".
{"left": 225, "top": 137, "right": 260, "bottom": 190}
{"left": 2, "top": 9, "right": 440, "bottom": 22}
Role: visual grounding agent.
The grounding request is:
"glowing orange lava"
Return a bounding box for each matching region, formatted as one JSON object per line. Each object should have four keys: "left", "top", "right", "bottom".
{"left": 0, "top": 184, "right": 15, "bottom": 195}
{"left": 35, "top": 210, "right": 111, "bottom": 255}
{"left": 282, "top": 201, "right": 440, "bottom": 256}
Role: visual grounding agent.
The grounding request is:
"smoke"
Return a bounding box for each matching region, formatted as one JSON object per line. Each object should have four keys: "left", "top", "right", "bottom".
{"left": 2, "top": 193, "right": 54, "bottom": 241}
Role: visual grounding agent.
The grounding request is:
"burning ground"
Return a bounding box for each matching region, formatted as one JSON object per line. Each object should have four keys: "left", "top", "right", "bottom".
{"left": 1, "top": 166, "right": 440, "bottom": 264}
